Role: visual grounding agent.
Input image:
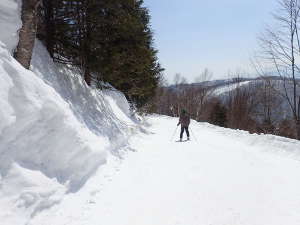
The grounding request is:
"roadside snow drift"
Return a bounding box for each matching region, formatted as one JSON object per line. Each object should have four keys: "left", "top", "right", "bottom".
{"left": 0, "top": 39, "right": 138, "bottom": 223}
{"left": 0, "top": 1, "right": 138, "bottom": 223}
{"left": 0, "top": 41, "right": 109, "bottom": 190}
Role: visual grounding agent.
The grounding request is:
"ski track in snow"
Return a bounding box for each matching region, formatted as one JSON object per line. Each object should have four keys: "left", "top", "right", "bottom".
{"left": 28, "top": 116, "right": 300, "bottom": 225}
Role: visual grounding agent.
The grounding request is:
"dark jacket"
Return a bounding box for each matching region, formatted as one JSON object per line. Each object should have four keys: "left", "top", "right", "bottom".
{"left": 178, "top": 113, "right": 190, "bottom": 127}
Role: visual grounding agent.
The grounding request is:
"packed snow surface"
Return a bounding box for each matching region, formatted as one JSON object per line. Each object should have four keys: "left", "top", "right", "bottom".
{"left": 24, "top": 116, "right": 300, "bottom": 225}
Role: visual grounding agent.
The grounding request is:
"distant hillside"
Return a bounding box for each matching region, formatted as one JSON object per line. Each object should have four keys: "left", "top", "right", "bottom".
{"left": 168, "top": 76, "right": 299, "bottom": 97}
{"left": 169, "top": 77, "right": 254, "bottom": 90}
{"left": 151, "top": 76, "right": 299, "bottom": 139}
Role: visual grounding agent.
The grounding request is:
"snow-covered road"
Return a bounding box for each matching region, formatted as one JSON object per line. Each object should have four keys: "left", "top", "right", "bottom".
{"left": 29, "top": 116, "right": 300, "bottom": 225}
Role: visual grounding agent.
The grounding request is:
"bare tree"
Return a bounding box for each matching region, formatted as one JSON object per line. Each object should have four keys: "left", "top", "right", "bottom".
{"left": 173, "top": 73, "right": 181, "bottom": 86}
{"left": 258, "top": 0, "right": 300, "bottom": 139}
{"left": 225, "top": 78, "right": 257, "bottom": 132}
{"left": 194, "top": 68, "right": 213, "bottom": 83}
{"left": 14, "top": 0, "right": 41, "bottom": 69}
{"left": 189, "top": 68, "right": 214, "bottom": 120}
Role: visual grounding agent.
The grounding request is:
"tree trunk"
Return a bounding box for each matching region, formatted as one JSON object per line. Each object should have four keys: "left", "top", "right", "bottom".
{"left": 14, "top": 0, "right": 40, "bottom": 69}
{"left": 84, "top": 65, "right": 91, "bottom": 86}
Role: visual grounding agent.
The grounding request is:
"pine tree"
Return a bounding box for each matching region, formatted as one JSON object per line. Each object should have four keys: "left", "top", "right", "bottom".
{"left": 98, "top": 0, "right": 163, "bottom": 107}
{"left": 40, "top": 0, "right": 163, "bottom": 107}
{"left": 209, "top": 101, "right": 227, "bottom": 127}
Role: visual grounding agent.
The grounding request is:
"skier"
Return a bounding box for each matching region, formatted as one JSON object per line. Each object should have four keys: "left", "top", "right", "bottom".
{"left": 177, "top": 109, "right": 190, "bottom": 141}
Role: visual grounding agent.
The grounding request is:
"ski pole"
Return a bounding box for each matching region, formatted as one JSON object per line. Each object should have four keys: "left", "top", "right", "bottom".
{"left": 170, "top": 126, "right": 179, "bottom": 142}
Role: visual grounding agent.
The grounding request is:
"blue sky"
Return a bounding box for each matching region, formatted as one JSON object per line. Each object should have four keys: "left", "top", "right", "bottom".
{"left": 143, "top": 0, "right": 278, "bottom": 83}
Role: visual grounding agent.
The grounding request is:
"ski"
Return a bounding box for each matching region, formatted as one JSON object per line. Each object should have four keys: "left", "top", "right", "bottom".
{"left": 175, "top": 140, "right": 190, "bottom": 142}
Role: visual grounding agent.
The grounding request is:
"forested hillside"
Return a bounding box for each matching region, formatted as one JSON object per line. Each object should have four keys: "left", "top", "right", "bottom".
{"left": 150, "top": 74, "right": 300, "bottom": 140}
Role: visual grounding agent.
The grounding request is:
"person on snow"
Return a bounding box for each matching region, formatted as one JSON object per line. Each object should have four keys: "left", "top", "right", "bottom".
{"left": 177, "top": 109, "right": 191, "bottom": 141}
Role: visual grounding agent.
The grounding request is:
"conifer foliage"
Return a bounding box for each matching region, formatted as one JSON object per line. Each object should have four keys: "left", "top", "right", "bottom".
{"left": 209, "top": 101, "right": 227, "bottom": 127}
{"left": 40, "top": 0, "right": 163, "bottom": 107}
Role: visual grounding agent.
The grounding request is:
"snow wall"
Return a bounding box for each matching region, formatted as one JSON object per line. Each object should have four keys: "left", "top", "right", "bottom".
{"left": 0, "top": 0, "right": 140, "bottom": 222}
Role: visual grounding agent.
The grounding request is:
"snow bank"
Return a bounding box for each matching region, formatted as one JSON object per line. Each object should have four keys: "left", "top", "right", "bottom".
{"left": 31, "top": 41, "right": 137, "bottom": 146}
{"left": 0, "top": 41, "right": 111, "bottom": 191}
{"left": 195, "top": 121, "right": 300, "bottom": 159}
{"left": 0, "top": 0, "right": 21, "bottom": 52}
{"left": 0, "top": 1, "right": 138, "bottom": 223}
{"left": 0, "top": 41, "right": 100, "bottom": 223}
{"left": 0, "top": 40, "right": 137, "bottom": 225}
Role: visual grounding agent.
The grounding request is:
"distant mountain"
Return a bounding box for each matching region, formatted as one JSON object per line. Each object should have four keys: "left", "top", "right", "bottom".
{"left": 168, "top": 76, "right": 299, "bottom": 96}
{"left": 168, "top": 77, "right": 254, "bottom": 91}
{"left": 166, "top": 76, "right": 299, "bottom": 121}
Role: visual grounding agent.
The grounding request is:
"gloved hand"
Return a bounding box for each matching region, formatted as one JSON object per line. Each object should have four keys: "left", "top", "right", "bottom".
{"left": 177, "top": 123, "right": 180, "bottom": 126}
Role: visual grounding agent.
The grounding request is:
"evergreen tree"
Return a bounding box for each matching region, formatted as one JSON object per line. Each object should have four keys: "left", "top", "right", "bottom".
{"left": 40, "top": 0, "right": 163, "bottom": 107}
{"left": 93, "top": 0, "right": 163, "bottom": 107}
{"left": 209, "top": 101, "right": 227, "bottom": 127}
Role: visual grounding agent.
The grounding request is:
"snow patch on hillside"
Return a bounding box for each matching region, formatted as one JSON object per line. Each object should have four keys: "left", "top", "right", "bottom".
{"left": 213, "top": 80, "right": 251, "bottom": 95}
